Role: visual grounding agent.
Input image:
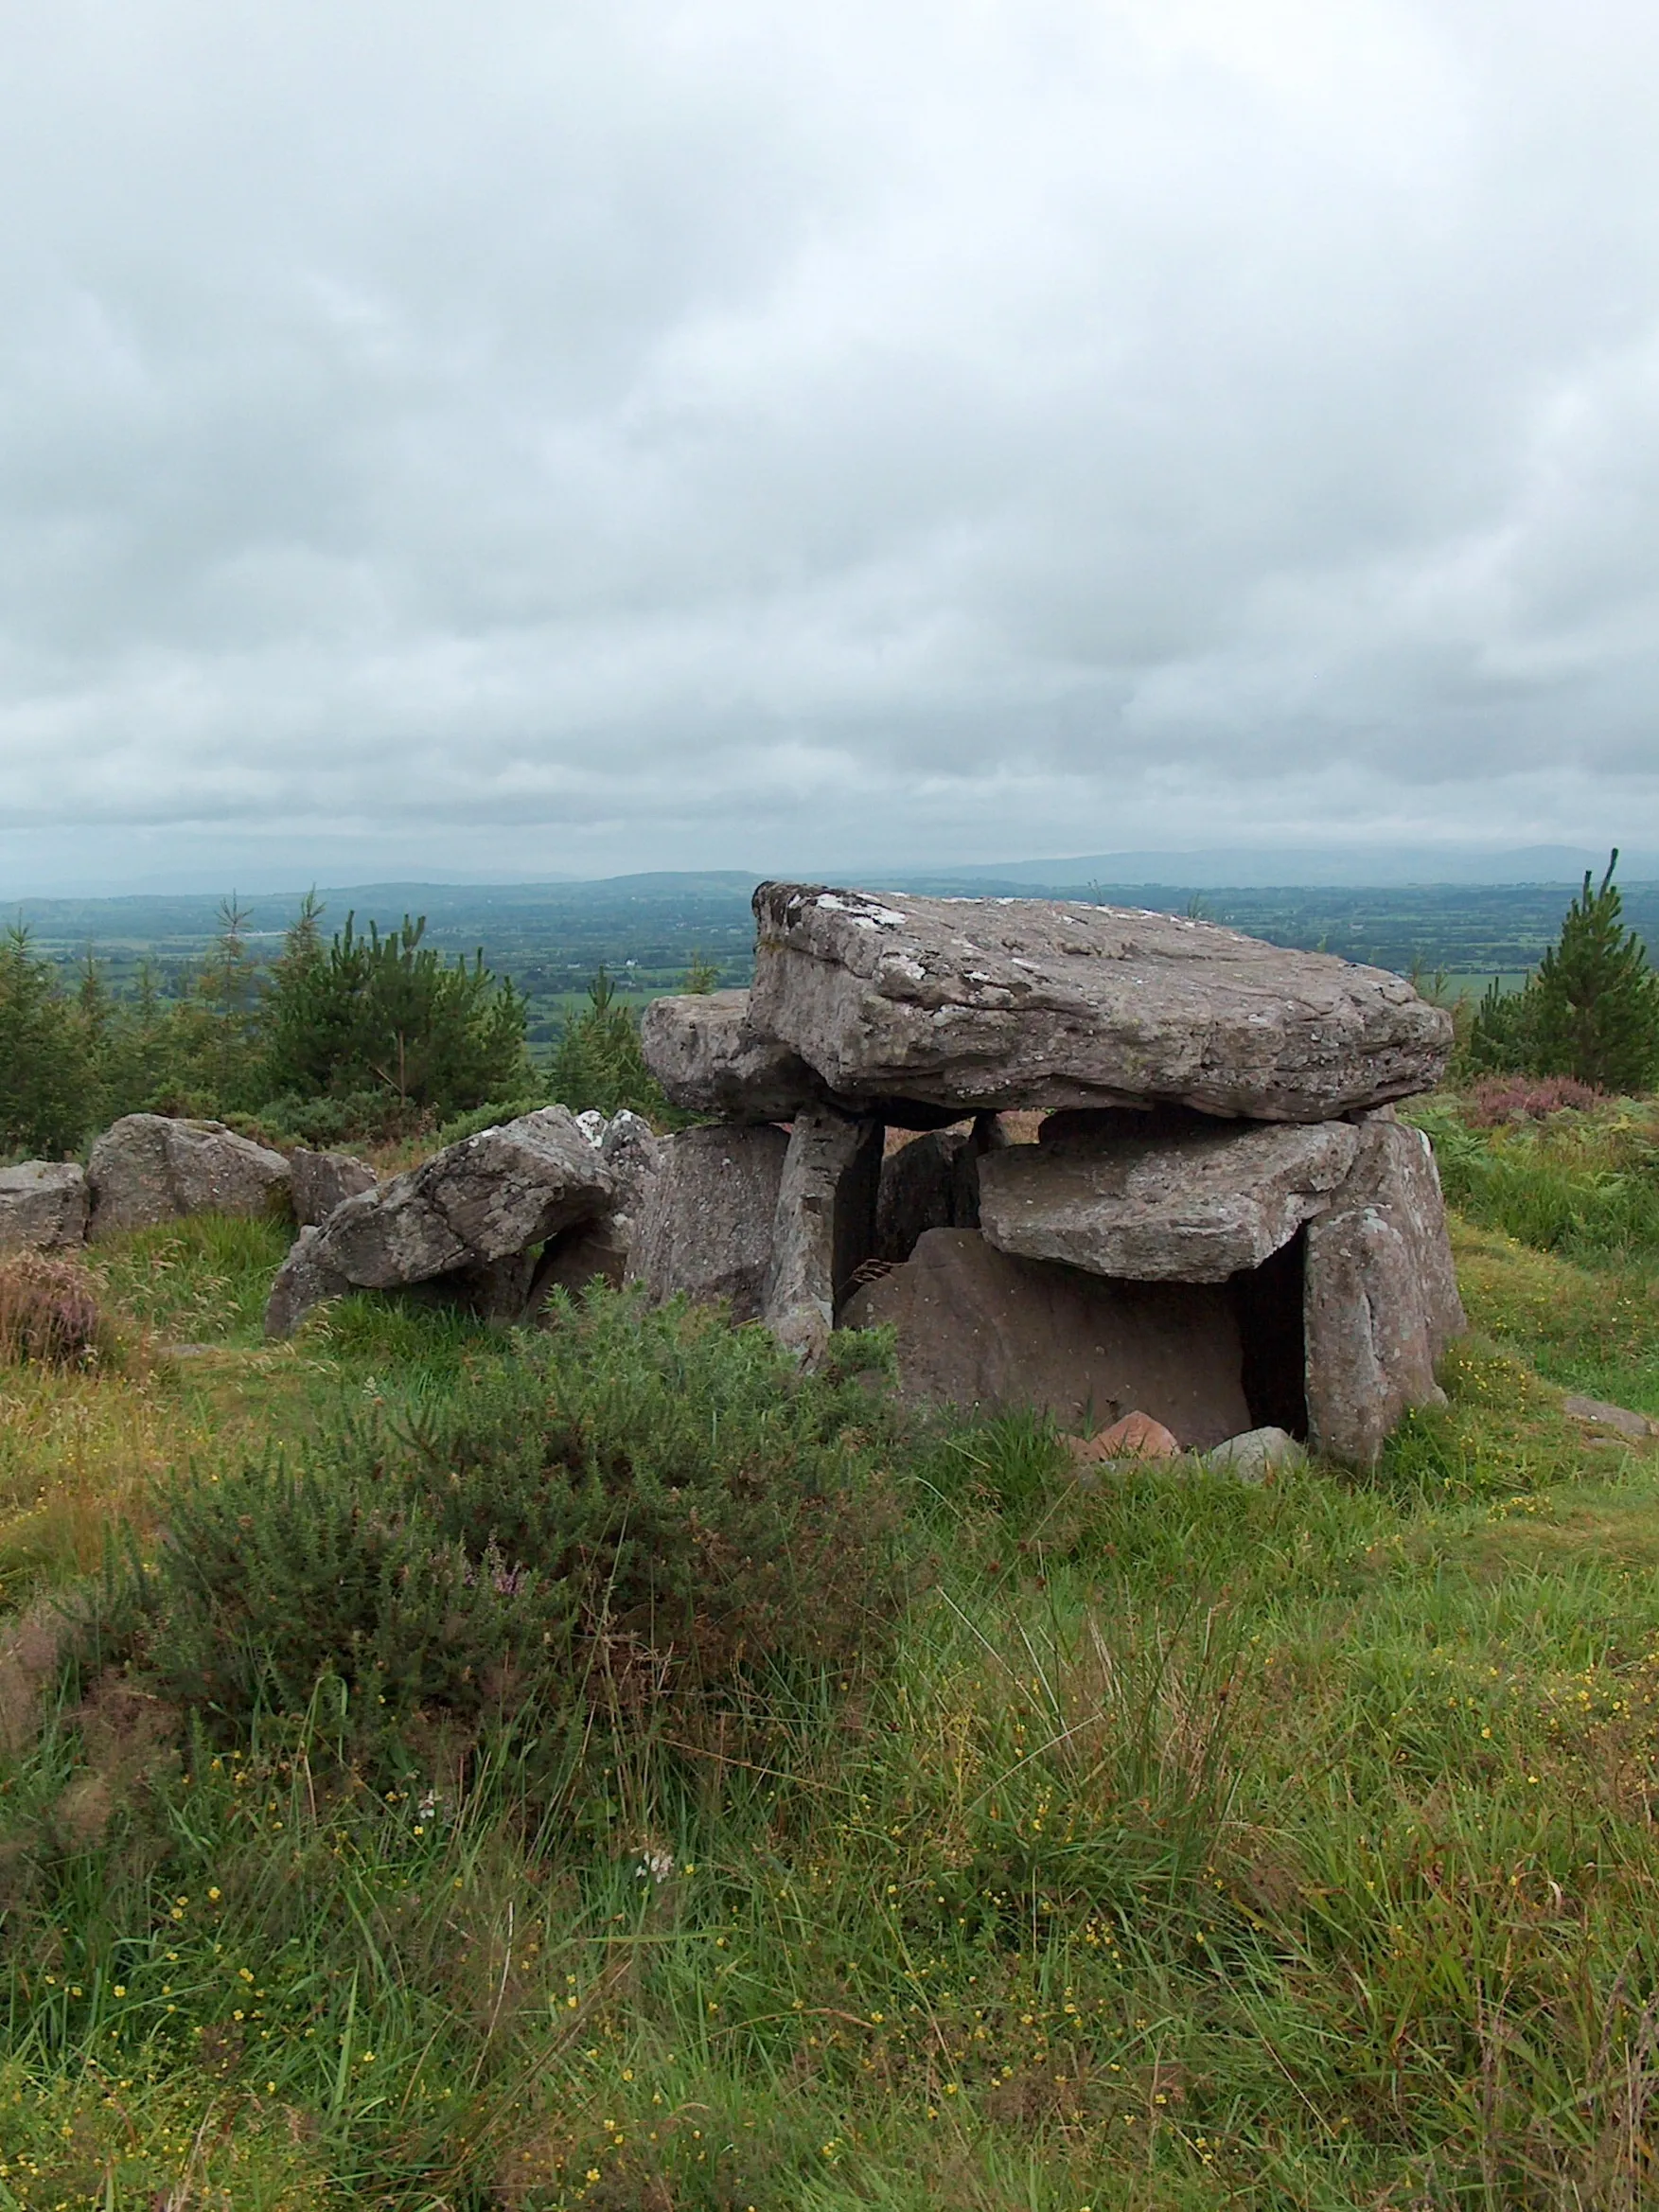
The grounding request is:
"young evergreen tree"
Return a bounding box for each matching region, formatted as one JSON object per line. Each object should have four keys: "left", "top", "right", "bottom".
{"left": 257, "top": 905, "right": 531, "bottom": 1120}
{"left": 0, "top": 927, "right": 93, "bottom": 1157}
{"left": 547, "top": 967, "right": 664, "bottom": 1117}
{"left": 1526, "top": 850, "right": 1659, "bottom": 1093}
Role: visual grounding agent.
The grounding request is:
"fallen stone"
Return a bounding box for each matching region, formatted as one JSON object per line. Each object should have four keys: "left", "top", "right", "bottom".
{"left": 290, "top": 1148, "right": 378, "bottom": 1228}
{"left": 750, "top": 883, "right": 1451, "bottom": 1122}
{"left": 1563, "top": 1395, "right": 1658, "bottom": 1443}
{"left": 0, "top": 1162, "right": 90, "bottom": 1253}
{"left": 839, "top": 1228, "right": 1250, "bottom": 1447}
{"left": 87, "top": 1116, "right": 291, "bottom": 1241}
{"left": 1065, "top": 1410, "right": 1182, "bottom": 1463}
{"left": 1303, "top": 1115, "right": 1465, "bottom": 1468}
{"left": 762, "top": 1107, "right": 882, "bottom": 1363}
{"left": 627, "top": 1123, "right": 789, "bottom": 1325}
{"left": 1206, "top": 1425, "right": 1306, "bottom": 1484}
{"left": 265, "top": 1107, "right": 612, "bottom": 1336}
{"left": 979, "top": 1117, "right": 1358, "bottom": 1283}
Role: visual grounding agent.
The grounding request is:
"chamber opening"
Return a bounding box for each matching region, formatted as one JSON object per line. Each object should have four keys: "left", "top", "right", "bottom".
{"left": 1232, "top": 1229, "right": 1308, "bottom": 1440}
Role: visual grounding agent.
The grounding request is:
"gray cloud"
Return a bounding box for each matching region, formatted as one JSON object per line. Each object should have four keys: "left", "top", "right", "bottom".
{"left": 2, "top": 0, "right": 1657, "bottom": 890}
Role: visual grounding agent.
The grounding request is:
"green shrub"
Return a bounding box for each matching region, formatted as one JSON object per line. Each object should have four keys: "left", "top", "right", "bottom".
{"left": 134, "top": 1290, "right": 909, "bottom": 1760}
{"left": 1464, "top": 851, "right": 1659, "bottom": 1090}
{"left": 547, "top": 968, "right": 666, "bottom": 1118}
{"left": 258, "top": 897, "right": 532, "bottom": 1120}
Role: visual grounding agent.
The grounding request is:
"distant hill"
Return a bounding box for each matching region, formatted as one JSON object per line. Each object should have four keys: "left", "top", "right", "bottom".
{"left": 899, "top": 846, "right": 1659, "bottom": 891}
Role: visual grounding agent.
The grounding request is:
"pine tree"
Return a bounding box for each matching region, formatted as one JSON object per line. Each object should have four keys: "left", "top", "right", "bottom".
{"left": 0, "top": 927, "right": 92, "bottom": 1157}
{"left": 1527, "top": 851, "right": 1659, "bottom": 1093}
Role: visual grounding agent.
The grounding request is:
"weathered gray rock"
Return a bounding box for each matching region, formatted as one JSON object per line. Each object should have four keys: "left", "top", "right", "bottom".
{"left": 87, "top": 1116, "right": 291, "bottom": 1241}
{"left": 642, "top": 990, "right": 824, "bottom": 1121}
{"left": 0, "top": 1162, "right": 89, "bottom": 1253}
{"left": 762, "top": 1108, "right": 882, "bottom": 1363}
{"left": 1206, "top": 1425, "right": 1306, "bottom": 1483}
{"left": 641, "top": 985, "right": 964, "bottom": 1129}
{"left": 1303, "top": 1114, "right": 1465, "bottom": 1467}
{"left": 750, "top": 883, "right": 1451, "bottom": 1122}
{"left": 596, "top": 1109, "right": 662, "bottom": 1224}
{"left": 265, "top": 1107, "right": 612, "bottom": 1336}
{"left": 627, "top": 1123, "right": 789, "bottom": 1324}
{"left": 263, "top": 1226, "right": 351, "bottom": 1338}
{"left": 979, "top": 1118, "right": 1358, "bottom": 1283}
{"left": 839, "top": 1228, "right": 1251, "bottom": 1447}
{"left": 290, "top": 1149, "right": 378, "bottom": 1228}
{"left": 1562, "top": 1395, "right": 1659, "bottom": 1443}
{"left": 874, "top": 1116, "right": 1005, "bottom": 1265}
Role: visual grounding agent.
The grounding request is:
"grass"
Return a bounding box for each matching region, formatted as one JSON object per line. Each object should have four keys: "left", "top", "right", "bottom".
{"left": 4, "top": 1090, "right": 1659, "bottom": 2205}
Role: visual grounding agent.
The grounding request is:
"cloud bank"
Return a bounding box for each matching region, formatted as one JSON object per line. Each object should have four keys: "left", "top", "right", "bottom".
{"left": 2, "top": 0, "right": 1657, "bottom": 889}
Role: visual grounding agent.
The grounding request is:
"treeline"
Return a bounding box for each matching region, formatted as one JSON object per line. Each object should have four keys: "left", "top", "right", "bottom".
{"left": 0, "top": 896, "right": 678, "bottom": 1159}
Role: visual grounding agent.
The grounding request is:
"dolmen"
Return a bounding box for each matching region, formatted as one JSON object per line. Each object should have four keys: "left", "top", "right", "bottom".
{"left": 635, "top": 882, "right": 1462, "bottom": 1468}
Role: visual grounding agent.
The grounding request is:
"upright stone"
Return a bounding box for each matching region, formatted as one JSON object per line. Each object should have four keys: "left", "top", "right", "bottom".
{"left": 627, "top": 1124, "right": 789, "bottom": 1324}
{"left": 750, "top": 883, "right": 1451, "bottom": 1122}
{"left": 874, "top": 1115, "right": 1004, "bottom": 1264}
{"left": 1303, "top": 1113, "right": 1465, "bottom": 1467}
{"left": 0, "top": 1162, "right": 90, "bottom": 1253}
{"left": 840, "top": 1228, "right": 1250, "bottom": 1447}
{"left": 88, "top": 1116, "right": 291, "bottom": 1241}
{"left": 290, "top": 1149, "right": 378, "bottom": 1228}
{"left": 762, "top": 1107, "right": 882, "bottom": 1363}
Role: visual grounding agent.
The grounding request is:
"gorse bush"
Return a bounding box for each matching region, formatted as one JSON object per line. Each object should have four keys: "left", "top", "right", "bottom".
{"left": 134, "top": 1290, "right": 909, "bottom": 1762}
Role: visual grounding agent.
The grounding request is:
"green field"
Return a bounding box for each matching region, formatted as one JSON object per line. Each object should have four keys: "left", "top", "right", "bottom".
{"left": 5, "top": 1092, "right": 1659, "bottom": 2206}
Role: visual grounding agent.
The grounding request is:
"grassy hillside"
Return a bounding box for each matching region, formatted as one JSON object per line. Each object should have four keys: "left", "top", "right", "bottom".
{"left": 3, "top": 1097, "right": 1659, "bottom": 2208}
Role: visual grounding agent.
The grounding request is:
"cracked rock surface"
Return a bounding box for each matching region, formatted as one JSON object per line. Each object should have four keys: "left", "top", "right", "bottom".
{"left": 750, "top": 882, "right": 1451, "bottom": 1122}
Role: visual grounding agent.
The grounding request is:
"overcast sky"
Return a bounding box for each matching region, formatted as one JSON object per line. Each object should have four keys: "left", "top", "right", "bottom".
{"left": 2, "top": 0, "right": 1657, "bottom": 892}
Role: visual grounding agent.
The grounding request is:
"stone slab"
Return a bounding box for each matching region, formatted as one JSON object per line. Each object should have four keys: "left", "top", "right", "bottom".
{"left": 978, "top": 1118, "right": 1358, "bottom": 1283}
{"left": 750, "top": 883, "right": 1451, "bottom": 1122}
{"left": 839, "top": 1228, "right": 1250, "bottom": 1447}
{"left": 0, "top": 1162, "right": 90, "bottom": 1253}
{"left": 626, "top": 1123, "right": 789, "bottom": 1324}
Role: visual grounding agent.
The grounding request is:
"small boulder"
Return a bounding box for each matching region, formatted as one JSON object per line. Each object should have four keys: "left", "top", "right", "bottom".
{"left": 1206, "top": 1425, "right": 1306, "bottom": 1483}
{"left": 839, "top": 1228, "right": 1250, "bottom": 1446}
{"left": 87, "top": 1115, "right": 291, "bottom": 1241}
{"left": 1562, "top": 1395, "right": 1658, "bottom": 1443}
{"left": 290, "top": 1149, "right": 378, "bottom": 1228}
{"left": 627, "top": 1123, "right": 789, "bottom": 1324}
{"left": 1065, "top": 1410, "right": 1182, "bottom": 1464}
{"left": 0, "top": 1162, "right": 90, "bottom": 1253}
{"left": 263, "top": 1226, "right": 351, "bottom": 1339}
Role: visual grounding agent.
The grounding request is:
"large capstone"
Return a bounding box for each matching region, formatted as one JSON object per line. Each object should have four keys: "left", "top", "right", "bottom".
{"left": 626, "top": 1123, "right": 789, "bottom": 1324}
{"left": 1303, "top": 1113, "right": 1466, "bottom": 1468}
{"left": 0, "top": 1162, "right": 90, "bottom": 1253}
{"left": 978, "top": 1114, "right": 1359, "bottom": 1282}
{"left": 88, "top": 1116, "right": 291, "bottom": 1241}
{"left": 264, "top": 1106, "right": 612, "bottom": 1336}
{"left": 840, "top": 1228, "right": 1251, "bottom": 1448}
{"left": 750, "top": 883, "right": 1451, "bottom": 1122}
